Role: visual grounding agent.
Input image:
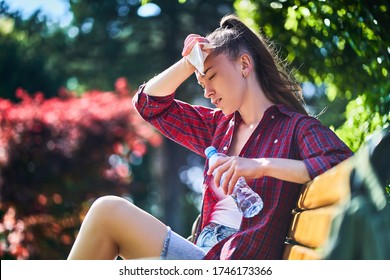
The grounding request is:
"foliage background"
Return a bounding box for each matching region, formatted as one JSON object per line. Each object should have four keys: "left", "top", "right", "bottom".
{"left": 234, "top": 0, "right": 389, "bottom": 151}
{"left": 0, "top": 0, "right": 388, "bottom": 259}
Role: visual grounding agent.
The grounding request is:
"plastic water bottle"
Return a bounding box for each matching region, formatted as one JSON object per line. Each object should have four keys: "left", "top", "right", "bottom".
{"left": 205, "top": 146, "right": 263, "bottom": 218}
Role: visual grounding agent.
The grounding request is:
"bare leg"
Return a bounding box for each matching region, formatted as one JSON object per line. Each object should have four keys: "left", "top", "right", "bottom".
{"left": 67, "top": 195, "right": 167, "bottom": 260}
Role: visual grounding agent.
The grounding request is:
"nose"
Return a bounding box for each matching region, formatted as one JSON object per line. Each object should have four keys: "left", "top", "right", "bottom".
{"left": 197, "top": 75, "right": 214, "bottom": 99}
{"left": 203, "top": 84, "right": 214, "bottom": 99}
{"left": 203, "top": 87, "right": 210, "bottom": 98}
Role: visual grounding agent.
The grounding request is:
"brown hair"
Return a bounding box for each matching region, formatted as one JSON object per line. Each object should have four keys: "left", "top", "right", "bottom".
{"left": 206, "top": 14, "right": 307, "bottom": 115}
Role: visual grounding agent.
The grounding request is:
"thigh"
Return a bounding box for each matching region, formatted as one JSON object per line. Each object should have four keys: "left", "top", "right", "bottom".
{"left": 89, "top": 196, "right": 168, "bottom": 259}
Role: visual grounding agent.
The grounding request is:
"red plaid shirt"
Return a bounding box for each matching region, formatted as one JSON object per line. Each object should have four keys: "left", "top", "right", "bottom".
{"left": 133, "top": 85, "right": 353, "bottom": 259}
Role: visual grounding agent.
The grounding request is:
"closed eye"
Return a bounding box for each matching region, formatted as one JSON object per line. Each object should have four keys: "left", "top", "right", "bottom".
{"left": 208, "top": 73, "right": 216, "bottom": 80}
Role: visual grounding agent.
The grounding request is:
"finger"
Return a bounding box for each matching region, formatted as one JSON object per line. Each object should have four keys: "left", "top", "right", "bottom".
{"left": 226, "top": 172, "right": 240, "bottom": 196}
{"left": 213, "top": 167, "right": 223, "bottom": 189}
{"left": 185, "top": 35, "right": 209, "bottom": 47}
{"left": 183, "top": 34, "right": 200, "bottom": 46}
{"left": 206, "top": 156, "right": 219, "bottom": 175}
{"left": 182, "top": 40, "right": 196, "bottom": 56}
{"left": 182, "top": 35, "right": 201, "bottom": 56}
{"left": 207, "top": 155, "right": 229, "bottom": 176}
{"left": 216, "top": 161, "right": 234, "bottom": 194}
{"left": 210, "top": 160, "right": 229, "bottom": 188}
{"left": 220, "top": 158, "right": 241, "bottom": 195}
{"left": 182, "top": 35, "right": 211, "bottom": 56}
{"left": 216, "top": 167, "right": 229, "bottom": 189}
{"left": 220, "top": 168, "right": 235, "bottom": 195}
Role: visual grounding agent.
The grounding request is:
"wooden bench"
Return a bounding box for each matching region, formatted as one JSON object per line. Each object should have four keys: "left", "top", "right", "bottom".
{"left": 283, "top": 130, "right": 389, "bottom": 260}
{"left": 282, "top": 157, "right": 354, "bottom": 259}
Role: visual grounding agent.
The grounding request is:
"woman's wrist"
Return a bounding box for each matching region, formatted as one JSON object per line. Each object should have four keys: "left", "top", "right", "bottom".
{"left": 144, "top": 58, "right": 195, "bottom": 96}
{"left": 181, "top": 56, "right": 196, "bottom": 74}
{"left": 254, "top": 158, "right": 270, "bottom": 178}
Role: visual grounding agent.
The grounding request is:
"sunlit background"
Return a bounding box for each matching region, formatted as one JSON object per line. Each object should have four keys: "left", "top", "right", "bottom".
{"left": 0, "top": 0, "right": 388, "bottom": 259}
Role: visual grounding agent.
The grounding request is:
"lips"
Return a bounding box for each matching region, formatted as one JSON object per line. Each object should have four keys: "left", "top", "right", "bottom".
{"left": 212, "top": 98, "right": 222, "bottom": 106}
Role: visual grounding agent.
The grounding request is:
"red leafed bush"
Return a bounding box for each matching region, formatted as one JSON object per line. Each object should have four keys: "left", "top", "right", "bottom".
{"left": 0, "top": 78, "right": 162, "bottom": 259}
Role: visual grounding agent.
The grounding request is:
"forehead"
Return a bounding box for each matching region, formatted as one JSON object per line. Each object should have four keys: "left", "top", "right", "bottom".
{"left": 196, "top": 53, "right": 232, "bottom": 79}
{"left": 204, "top": 52, "right": 229, "bottom": 69}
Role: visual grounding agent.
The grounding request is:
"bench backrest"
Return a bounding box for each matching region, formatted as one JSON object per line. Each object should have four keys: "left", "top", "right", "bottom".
{"left": 283, "top": 129, "right": 389, "bottom": 259}
{"left": 282, "top": 158, "right": 353, "bottom": 259}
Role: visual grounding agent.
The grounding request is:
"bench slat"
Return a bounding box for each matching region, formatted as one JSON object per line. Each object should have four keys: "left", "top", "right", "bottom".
{"left": 282, "top": 244, "right": 321, "bottom": 260}
{"left": 287, "top": 205, "right": 343, "bottom": 248}
{"left": 283, "top": 157, "right": 355, "bottom": 259}
{"left": 297, "top": 159, "right": 353, "bottom": 210}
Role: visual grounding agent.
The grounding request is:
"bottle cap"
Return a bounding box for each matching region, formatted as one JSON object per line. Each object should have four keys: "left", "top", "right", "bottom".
{"left": 205, "top": 146, "right": 217, "bottom": 158}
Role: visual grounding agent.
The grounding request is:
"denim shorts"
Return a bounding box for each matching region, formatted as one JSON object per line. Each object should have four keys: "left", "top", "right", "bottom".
{"left": 195, "top": 222, "right": 238, "bottom": 252}
{"left": 160, "top": 223, "right": 238, "bottom": 260}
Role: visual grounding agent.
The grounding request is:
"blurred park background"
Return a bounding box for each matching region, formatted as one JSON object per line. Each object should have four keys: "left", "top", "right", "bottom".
{"left": 0, "top": 0, "right": 388, "bottom": 259}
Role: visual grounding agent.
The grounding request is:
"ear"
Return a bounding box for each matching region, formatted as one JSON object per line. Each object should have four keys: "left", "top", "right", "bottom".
{"left": 239, "top": 54, "right": 252, "bottom": 76}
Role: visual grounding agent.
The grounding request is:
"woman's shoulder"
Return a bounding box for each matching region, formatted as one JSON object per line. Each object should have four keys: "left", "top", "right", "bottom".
{"left": 272, "top": 104, "right": 321, "bottom": 124}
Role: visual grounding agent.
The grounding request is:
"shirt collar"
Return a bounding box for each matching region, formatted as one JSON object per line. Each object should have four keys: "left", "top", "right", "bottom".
{"left": 232, "top": 103, "right": 295, "bottom": 125}
{"left": 268, "top": 104, "right": 296, "bottom": 118}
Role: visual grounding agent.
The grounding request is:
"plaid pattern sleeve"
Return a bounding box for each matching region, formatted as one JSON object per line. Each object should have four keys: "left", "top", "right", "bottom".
{"left": 132, "top": 84, "right": 224, "bottom": 156}
{"left": 297, "top": 117, "right": 354, "bottom": 179}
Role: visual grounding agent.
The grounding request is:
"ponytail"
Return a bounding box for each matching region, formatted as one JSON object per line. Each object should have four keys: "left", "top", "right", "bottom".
{"left": 207, "top": 14, "right": 307, "bottom": 115}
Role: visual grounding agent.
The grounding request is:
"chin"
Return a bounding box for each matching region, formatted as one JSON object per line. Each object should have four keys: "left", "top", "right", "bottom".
{"left": 221, "top": 108, "right": 234, "bottom": 116}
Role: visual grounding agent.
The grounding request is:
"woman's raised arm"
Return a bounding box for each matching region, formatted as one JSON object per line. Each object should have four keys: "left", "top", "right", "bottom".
{"left": 143, "top": 57, "right": 195, "bottom": 97}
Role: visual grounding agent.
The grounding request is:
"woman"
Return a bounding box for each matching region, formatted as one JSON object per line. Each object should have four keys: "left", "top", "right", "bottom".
{"left": 68, "top": 14, "right": 353, "bottom": 260}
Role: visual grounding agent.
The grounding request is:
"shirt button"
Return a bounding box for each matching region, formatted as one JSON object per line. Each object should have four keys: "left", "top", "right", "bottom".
{"left": 274, "top": 139, "right": 278, "bottom": 144}
{"left": 223, "top": 146, "right": 228, "bottom": 151}
{"left": 271, "top": 115, "right": 275, "bottom": 119}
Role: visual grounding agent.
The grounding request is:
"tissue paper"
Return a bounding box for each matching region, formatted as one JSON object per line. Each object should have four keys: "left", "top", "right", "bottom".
{"left": 186, "top": 42, "right": 214, "bottom": 75}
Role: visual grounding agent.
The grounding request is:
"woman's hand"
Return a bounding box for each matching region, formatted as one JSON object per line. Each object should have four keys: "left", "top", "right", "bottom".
{"left": 207, "top": 156, "right": 267, "bottom": 195}
{"left": 207, "top": 155, "right": 311, "bottom": 195}
{"left": 182, "top": 34, "right": 214, "bottom": 75}
{"left": 143, "top": 34, "right": 213, "bottom": 97}
{"left": 182, "top": 34, "right": 212, "bottom": 56}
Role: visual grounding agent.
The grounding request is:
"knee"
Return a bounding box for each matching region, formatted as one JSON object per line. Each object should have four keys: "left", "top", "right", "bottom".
{"left": 87, "top": 195, "right": 133, "bottom": 221}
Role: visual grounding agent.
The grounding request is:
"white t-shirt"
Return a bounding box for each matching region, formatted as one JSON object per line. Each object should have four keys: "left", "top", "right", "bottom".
{"left": 208, "top": 180, "right": 242, "bottom": 230}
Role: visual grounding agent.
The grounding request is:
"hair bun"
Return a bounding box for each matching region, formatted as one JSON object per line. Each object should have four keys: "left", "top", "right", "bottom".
{"left": 220, "top": 14, "right": 240, "bottom": 29}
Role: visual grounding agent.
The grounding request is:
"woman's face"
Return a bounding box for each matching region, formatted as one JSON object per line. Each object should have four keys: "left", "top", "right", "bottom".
{"left": 196, "top": 52, "right": 247, "bottom": 115}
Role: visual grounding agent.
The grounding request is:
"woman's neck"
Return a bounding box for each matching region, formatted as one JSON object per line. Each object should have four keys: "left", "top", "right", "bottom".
{"left": 238, "top": 84, "right": 274, "bottom": 126}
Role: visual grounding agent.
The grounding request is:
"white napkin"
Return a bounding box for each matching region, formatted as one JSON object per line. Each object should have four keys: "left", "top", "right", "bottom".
{"left": 186, "top": 42, "right": 214, "bottom": 75}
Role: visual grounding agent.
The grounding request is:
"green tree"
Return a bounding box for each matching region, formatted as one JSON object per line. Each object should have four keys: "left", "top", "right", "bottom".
{"left": 234, "top": 0, "right": 389, "bottom": 151}
{"left": 65, "top": 0, "right": 237, "bottom": 235}
{"left": 63, "top": 0, "right": 235, "bottom": 96}
{"left": 0, "top": 1, "right": 68, "bottom": 101}
{"left": 0, "top": 0, "right": 236, "bottom": 239}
